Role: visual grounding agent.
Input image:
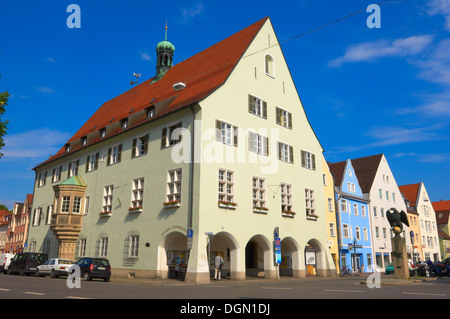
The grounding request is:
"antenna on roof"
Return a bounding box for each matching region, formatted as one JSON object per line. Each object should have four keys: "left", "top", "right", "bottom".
{"left": 130, "top": 72, "right": 141, "bottom": 86}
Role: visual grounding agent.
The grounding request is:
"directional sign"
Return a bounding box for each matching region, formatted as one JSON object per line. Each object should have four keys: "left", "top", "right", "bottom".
{"left": 275, "top": 251, "right": 281, "bottom": 264}
{"left": 274, "top": 237, "right": 281, "bottom": 251}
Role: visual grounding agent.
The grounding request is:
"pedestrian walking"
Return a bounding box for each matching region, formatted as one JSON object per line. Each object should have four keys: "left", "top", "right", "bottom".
{"left": 214, "top": 252, "right": 224, "bottom": 280}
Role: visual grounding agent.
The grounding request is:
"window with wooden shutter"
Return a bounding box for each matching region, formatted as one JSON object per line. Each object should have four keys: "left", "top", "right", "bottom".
{"left": 249, "top": 132, "right": 269, "bottom": 156}
{"left": 278, "top": 142, "right": 293, "bottom": 163}
{"left": 248, "top": 94, "right": 267, "bottom": 119}
{"left": 301, "top": 150, "right": 316, "bottom": 170}
{"left": 161, "top": 122, "right": 182, "bottom": 148}
{"left": 215, "top": 120, "right": 238, "bottom": 147}
{"left": 132, "top": 134, "right": 149, "bottom": 158}
{"left": 276, "top": 107, "right": 292, "bottom": 129}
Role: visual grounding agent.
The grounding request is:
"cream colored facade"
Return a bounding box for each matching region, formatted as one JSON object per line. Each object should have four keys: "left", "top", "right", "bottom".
{"left": 416, "top": 183, "right": 440, "bottom": 261}
{"left": 27, "top": 18, "right": 336, "bottom": 283}
{"left": 365, "top": 155, "right": 409, "bottom": 270}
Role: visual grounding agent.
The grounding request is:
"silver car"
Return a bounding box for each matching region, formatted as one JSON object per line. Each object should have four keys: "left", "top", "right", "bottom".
{"left": 35, "top": 258, "right": 75, "bottom": 278}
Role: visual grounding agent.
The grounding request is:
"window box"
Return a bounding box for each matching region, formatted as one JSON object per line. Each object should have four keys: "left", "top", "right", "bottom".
{"left": 99, "top": 211, "right": 112, "bottom": 217}
{"left": 306, "top": 214, "right": 319, "bottom": 221}
{"left": 218, "top": 201, "right": 237, "bottom": 209}
{"left": 253, "top": 206, "right": 269, "bottom": 214}
{"left": 163, "top": 200, "right": 181, "bottom": 208}
{"left": 128, "top": 206, "right": 142, "bottom": 214}
{"left": 282, "top": 210, "right": 296, "bottom": 217}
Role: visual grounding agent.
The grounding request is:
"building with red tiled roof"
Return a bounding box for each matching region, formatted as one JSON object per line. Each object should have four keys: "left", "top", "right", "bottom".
{"left": 0, "top": 210, "right": 12, "bottom": 252}
{"left": 5, "top": 195, "right": 33, "bottom": 253}
{"left": 432, "top": 200, "right": 450, "bottom": 259}
{"left": 28, "top": 17, "right": 335, "bottom": 283}
{"left": 399, "top": 183, "right": 441, "bottom": 261}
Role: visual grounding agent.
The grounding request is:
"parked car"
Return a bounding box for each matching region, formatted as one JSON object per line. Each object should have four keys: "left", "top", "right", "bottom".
{"left": 35, "top": 258, "right": 75, "bottom": 278}
{"left": 385, "top": 263, "right": 394, "bottom": 274}
{"left": 76, "top": 257, "right": 111, "bottom": 282}
{"left": 7, "top": 252, "right": 48, "bottom": 276}
{"left": 0, "top": 253, "right": 15, "bottom": 273}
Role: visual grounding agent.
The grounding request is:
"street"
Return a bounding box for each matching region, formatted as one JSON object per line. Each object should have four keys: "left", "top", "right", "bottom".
{"left": 1, "top": 273, "right": 449, "bottom": 300}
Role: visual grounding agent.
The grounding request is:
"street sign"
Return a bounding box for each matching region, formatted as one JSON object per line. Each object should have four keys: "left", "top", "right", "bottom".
{"left": 275, "top": 251, "right": 281, "bottom": 264}
{"left": 187, "top": 229, "right": 193, "bottom": 250}
{"left": 274, "top": 237, "right": 281, "bottom": 251}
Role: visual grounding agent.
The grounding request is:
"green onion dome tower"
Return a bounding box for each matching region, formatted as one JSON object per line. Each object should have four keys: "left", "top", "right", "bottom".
{"left": 154, "top": 21, "right": 175, "bottom": 82}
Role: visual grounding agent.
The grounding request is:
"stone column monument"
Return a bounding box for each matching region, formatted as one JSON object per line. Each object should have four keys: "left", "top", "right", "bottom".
{"left": 386, "top": 208, "right": 410, "bottom": 280}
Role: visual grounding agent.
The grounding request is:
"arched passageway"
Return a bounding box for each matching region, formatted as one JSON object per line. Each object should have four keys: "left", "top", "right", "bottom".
{"left": 209, "top": 231, "right": 240, "bottom": 280}
{"left": 245, "top": 234, "right": 272, "bottom": 278}
{"left": 157, "top": 231, "right": 188, "bottom": 280}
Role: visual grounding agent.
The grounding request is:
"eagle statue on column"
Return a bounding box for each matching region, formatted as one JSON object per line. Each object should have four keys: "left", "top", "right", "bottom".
{"left": 386, "top": 207, "right": 409, "bottom": 235}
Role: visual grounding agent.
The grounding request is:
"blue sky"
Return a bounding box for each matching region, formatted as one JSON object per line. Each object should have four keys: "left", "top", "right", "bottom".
{"left": 0, "top": 0, "right": 449, "bottom": 209}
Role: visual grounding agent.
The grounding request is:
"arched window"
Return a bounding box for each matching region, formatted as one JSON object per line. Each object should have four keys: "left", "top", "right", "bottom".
{"left": 265, "top": 54, "right": 274, "bottom": 77}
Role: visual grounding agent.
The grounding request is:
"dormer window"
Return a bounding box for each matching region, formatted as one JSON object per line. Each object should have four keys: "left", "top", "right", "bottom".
{"left": 146, "top": 106, "right": 155, "bottom": 119}
{"left": 81, "top": 136, "right": 87, "bottom": 147}
{"left": 121, "top": 118, "right": 128, "bottom": 130}
{"left": 65, "top": 144, "right": 70, "bottom": 153}
{"left": 99, "top": 128, "right": 106, "bottom": 139}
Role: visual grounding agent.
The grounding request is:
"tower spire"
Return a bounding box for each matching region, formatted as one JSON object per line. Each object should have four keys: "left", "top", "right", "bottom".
{"left": 165, "top": 19, "right": 168, "bottom": 41}
{"left": 153, "top": 19, "right": 175, "bottom": 83}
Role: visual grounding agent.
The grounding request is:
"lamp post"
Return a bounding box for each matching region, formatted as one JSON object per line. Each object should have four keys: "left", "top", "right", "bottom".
{"left": 353, "top": 238, "right": 358, "bottom": 275}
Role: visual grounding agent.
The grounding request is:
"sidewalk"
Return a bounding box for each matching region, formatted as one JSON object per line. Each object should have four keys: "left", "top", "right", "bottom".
{"left": 109, "top": 273, "right": 443, "bottom": 287}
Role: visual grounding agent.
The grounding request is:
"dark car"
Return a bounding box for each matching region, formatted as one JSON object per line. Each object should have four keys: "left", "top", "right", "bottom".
{"left": 7, "top": 252, "right": 49, "bottom": 276}
{"left": 76, "top": 257, "right": 111, "bottom": 282}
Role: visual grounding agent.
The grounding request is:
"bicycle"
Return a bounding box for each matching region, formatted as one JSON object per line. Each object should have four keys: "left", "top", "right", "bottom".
{"left": 340, "top": 267, "right": 352, "bottom": 277}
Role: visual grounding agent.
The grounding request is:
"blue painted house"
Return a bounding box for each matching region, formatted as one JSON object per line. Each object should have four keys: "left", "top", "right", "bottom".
{"left": 329, "top": 159, "right": 373, "bottom": 273}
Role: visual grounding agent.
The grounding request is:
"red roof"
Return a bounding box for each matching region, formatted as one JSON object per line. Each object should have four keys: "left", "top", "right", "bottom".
{"left": 432, "top": 200, "right": 450, "bottom": 212}
{"left": 399, "top": 183, "right": 420, "bottom": 207}
{"left": 35, "top": 17, "right": 269, "bottom": 169}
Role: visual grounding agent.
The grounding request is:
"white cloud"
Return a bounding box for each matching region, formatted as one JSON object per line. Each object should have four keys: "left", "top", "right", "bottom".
{"left": 2, "top": 128, "right": 70, "bottom": 160}
{"left": 398, "top": 91, "right": 450, "bottom": 118}
{"left": 367, "top": 125, "right": 442, "bottom": 146}
{"left": 329, "top": 35, "right": 434, "bottom": 67}
{"left": 182, "top": 2, "right": 204, "bottom": 20}
{"left": 35, "top": 86, "right": 55, "bottom": 94}
{"left": 414, "top": 38, "right": 450, "bottom": 86}
{"left": 139, "top": 50, "right": 151, "bottom": 61}
{"left": 427, "top": 0, "right": 450, "bottom": 31}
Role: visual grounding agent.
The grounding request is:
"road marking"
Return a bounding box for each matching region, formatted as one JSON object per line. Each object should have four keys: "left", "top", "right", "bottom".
{"left": 23, "top": 291, "right": 46, "bottom": 296}
{"left": 325, "top": 289, "right": 364, "bottom": 293}
{"left": 0, "top": 288, "right": 11, "bottom": 292}
{"left": 65, "top": 296, "right": 95, "bottom": 299}
{"left": 402, "top": 292, "right": 447, "bottom": 297}
{"left": 261, "top": 287, "right": 293, "bottom": 290}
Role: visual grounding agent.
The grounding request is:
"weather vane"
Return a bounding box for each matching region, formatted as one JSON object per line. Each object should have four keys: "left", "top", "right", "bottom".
{"left": 130, "top": 72, "right": 141, "bottom": 86}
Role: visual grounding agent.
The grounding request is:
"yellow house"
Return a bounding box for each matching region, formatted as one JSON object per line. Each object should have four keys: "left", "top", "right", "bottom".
{"left": 322, "top": 156, "right": 339, "bottom": 273}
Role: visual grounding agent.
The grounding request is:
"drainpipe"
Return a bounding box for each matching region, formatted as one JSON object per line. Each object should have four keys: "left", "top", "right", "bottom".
{"left": 188, "top": 104, "right": 196, "bottom": 233}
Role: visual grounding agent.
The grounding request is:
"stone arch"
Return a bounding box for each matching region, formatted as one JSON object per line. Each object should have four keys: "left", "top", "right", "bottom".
{"left": 209, "top": 231, "right": 241, "bottom": 280}
{"left": 305, "top": 238, "right": 327, "bottom": 276}
{"left": 245, "top": 234, "right": 273, "bottom": 278}
{"left": 280, "top": 237, "right": 301, "bottom": 277}
{"left": 157, "top": 231, "right": 188, "bottom": 279}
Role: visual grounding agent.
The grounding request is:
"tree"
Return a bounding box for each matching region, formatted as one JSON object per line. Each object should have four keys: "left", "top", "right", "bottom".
{"left": 0, "top": 204, "right": 11, "bottom": 212}
{"left": 0, "top": 74, "right": 9, "bottom": 158}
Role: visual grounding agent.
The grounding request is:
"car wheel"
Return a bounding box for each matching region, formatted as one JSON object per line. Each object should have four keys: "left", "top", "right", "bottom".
{"left": 51, "top": 270, "right": 58, "bottom": 278}
{"left": 35, "top": 270, "right": 40, "bottom": 277}
{"left": 83, "top": 271, "right": 91, "bottom": 281}
{"left": 104, "top": 277, "right": 110, "bottom": 282}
